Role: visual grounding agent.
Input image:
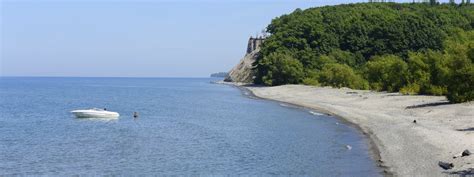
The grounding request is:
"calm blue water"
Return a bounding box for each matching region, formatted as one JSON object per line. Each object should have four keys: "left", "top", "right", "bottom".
{"left": 0, "top": 77, "right": 381, "bottom": 176}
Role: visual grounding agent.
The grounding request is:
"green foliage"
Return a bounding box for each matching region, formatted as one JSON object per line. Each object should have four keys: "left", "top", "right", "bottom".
{"left": 427, "top": 86, "right": 448, "bottom": 96}
{"left": 446, "top": 64, "right": 474, "bottom": 103}
{"left": 406, "top": 51, "right": 449, "bottom": 95}
{"left": 312, "top": 55, "right": 337, "bottom": 70}
{"left": 327, "top": 49, "right": 365, "bottom": 68}
{"left": 364, "top": 55, "right": 409, "bottom": 92}
{"left": 319, "top": 63, "right": 369, "bottom": 90}
{"left": 444, "top": 30, "right": 474, "bottom": 103}
{"left": 253, "top": 3, "right": 474, "bottom": 102}
{"left": 302, "top": 68, "right": 320, "bottom": 86}
{"left": 258, "top": 3, "right": 473, "bottom": 63}
{"left": 400, "top": 84, "right": 421, "bottom": 95}
{"left": 302, "top": 77, "right": 320, "bottom": 86}
{"left": 258, "top": 52, "right": 304, "bottom": 86}
{"left": 444, "top": 30, "right": 474, "bottom": 102}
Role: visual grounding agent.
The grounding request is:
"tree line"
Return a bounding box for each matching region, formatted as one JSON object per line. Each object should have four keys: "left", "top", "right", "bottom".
{"left": 253, "top": 3, "right": 474, "bottom": 103}
{"left": 369, "top": 0, "right": 471, "bottom": 5}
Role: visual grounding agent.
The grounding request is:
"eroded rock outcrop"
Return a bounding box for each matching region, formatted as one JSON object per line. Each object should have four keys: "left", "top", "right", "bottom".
{"left": 225, "top": 37, "right": 264, "bottom": 83}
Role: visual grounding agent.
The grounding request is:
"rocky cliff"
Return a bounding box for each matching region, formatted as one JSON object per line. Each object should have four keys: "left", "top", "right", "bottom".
{"left": 225, "top": 37, "right": 264, "bottom": 83}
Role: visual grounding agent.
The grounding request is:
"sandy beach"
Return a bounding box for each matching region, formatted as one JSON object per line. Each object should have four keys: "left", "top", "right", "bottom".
{"left": 226, "top": 83, "right": 473, "bottom": 176}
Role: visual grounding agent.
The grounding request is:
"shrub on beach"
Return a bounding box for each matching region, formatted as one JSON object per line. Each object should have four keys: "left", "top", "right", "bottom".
{"left": 446, "top": 64, "right": 474, "bottom": 103}
{"left": 445, "top": 34, "right": 474, "bottom": 103}
{"left": 302, "top": 77, "right": 320, "bottom": 86}
{"left": 364, "top": 55, "right": 409, "bottom": 92}
{"left": 319, "top": 63, "right": 368, "bottom": 90}
{"left": 400, "top": 84, "right": 421, "bottom": 95}
{"left": 406, "top": 51, "right": 449, "bottom": 95}
{"left": 444, "top": 29, "right": 474, "bottom": 102}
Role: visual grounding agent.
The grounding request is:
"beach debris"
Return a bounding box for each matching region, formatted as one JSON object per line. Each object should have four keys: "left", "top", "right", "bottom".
{"left": 462, "top": 149, "right": 471, "bottom": 157}
{"left": 454, "top": 149, "right": 472, "bottom": 158}
{"left": 345, "top": 145, "right": 352, "bottom": 150}
{"left": 438, "top": 161, "right": 454, "bottom": 170}
{"left": 413, "top": 120, "right": 417, "bottom": 124}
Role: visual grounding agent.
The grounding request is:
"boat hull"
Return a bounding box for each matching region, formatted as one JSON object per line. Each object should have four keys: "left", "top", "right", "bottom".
{"left": 71, "top": 110, "right": 120, "bottom": 118}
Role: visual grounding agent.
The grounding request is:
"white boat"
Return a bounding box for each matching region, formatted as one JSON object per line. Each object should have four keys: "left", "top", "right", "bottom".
{"left": 71, "top": 108, "right": 120, "bottom": 118}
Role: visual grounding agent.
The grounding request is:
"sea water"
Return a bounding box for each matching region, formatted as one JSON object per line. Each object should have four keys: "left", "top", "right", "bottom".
{"left": 0, "top": 77, "right": 381, "bottom": 176}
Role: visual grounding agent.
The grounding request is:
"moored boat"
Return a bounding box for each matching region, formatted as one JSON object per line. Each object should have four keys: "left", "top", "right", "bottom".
{"left": 71, "top": 108, "right": 120, "bottom": 118}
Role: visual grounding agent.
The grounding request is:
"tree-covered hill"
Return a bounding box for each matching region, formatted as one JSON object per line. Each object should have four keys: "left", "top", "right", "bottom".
{"left": 254, "top": 3, "right": 474, "bottom": 103}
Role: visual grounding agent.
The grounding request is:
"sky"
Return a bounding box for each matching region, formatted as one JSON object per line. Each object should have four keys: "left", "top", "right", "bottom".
{"left": 1, "top": 0, "right": 450, "bottom": 77}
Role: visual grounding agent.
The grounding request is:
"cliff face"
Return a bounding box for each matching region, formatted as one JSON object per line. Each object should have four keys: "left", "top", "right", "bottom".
{"left": 225, "top": 37, "right": 264, "bottom": 83}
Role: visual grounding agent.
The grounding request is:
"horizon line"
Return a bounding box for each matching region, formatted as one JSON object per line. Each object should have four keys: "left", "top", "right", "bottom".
{"left": 0, "top": 75, "right": 217, "bottom": 79}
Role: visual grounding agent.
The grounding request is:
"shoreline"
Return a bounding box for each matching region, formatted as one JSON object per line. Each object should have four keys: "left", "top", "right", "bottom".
{"left": 216, "top": 81, "right": 474, "bottom": 177}
{"left": 221, "top": 82, "right": 390, "bottom": 176}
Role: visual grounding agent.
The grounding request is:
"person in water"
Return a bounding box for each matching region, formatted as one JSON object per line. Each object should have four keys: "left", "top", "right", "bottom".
{"left": 103, "top": 108, "right": 107, "bottom": 111}
{"left": 133, "top": 112, "right": 139, "bottom": 118}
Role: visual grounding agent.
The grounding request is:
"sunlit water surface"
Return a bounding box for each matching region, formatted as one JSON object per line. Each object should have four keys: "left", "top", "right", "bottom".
{"left": 0, "top": 77, "right": 381, "bottom": 176}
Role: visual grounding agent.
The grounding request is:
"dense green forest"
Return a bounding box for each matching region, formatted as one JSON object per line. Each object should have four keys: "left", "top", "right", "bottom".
{"left": 254, "top": 3, "right": 474, "bottom": 103}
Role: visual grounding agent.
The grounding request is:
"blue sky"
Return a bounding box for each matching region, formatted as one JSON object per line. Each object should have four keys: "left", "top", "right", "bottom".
{"left": 1, "top": 0, "right": 450, "bottom": 77}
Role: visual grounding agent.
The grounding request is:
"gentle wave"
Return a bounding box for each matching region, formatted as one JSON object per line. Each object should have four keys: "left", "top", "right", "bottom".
{"left": 309, "top": 111, "right": 325, "bottom": 116}
{"left": 279, "top": 103, "right": 298, "bottom": 108}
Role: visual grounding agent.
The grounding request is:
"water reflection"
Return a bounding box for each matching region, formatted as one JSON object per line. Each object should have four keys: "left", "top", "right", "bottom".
{"left": 74, "top": 117, "right": 119, "bottom": 123}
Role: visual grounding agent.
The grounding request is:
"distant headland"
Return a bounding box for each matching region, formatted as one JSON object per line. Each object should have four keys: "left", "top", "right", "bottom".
{"left": 210, "top": 72, "right": 229, "bottom": 78}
